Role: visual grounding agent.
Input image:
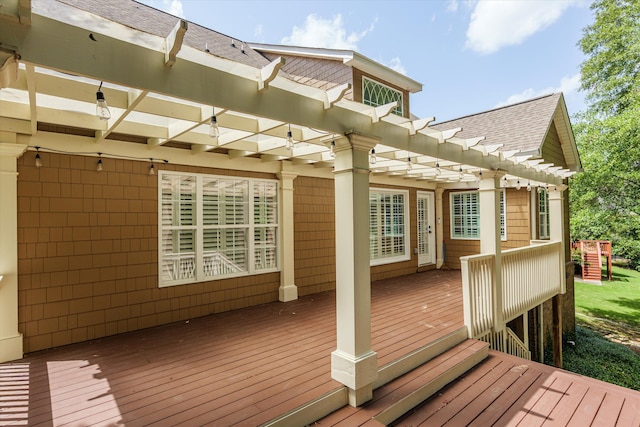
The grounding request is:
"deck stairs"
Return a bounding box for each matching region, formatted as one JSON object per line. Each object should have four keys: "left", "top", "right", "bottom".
{"left": 581, "top": 240, "right": 602, "bottom": 282}
{"left": 263, "top": 327, "right": 489, "bottom": 427}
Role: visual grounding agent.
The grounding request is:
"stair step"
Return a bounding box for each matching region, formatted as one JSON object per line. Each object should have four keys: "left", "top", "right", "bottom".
{"left": 263, "top": 327, "right": 469, "bottom": 427}
{"left": 315, "top": 339, "right": 489, "bottom": 426}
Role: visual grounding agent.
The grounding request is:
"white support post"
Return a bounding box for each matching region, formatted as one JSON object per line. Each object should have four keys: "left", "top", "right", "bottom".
{"left": 479, "top": 172, "right": 504, "bottom": 332}
{"left": 331, "top": 131, "right": 378, "bottom": 407}
{"left": 0, "top": 139, "right": 27, "bottom": 363}
{"left": 435, "top": 187, "right": 444, "bottom": 269}
{"left": 549, "top": 186, "right": 567, "bottom": 294}
{"left": 277, "top": 166, "right": 298, "bottom": 302}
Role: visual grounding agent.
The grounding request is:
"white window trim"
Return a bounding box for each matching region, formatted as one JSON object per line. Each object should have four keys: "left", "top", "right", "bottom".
{"left": 158, "top": 170, "right": 279, "bottom": 287}
{"left": 369, "top": 188, "right": 411, "bottom": 266}
{"left": 362, "top": 76, "right": 404, "bottom": 117}
{"left": 449, "top": 190, "right": 506, "bottom": 241}
{"left": 539, "top": 188, "right": 550, "bottom": 239}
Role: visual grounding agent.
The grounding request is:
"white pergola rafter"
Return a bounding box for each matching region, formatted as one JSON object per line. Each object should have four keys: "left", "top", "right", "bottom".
{"left": 0, "top": 1, "right": 568, "bottom": 186}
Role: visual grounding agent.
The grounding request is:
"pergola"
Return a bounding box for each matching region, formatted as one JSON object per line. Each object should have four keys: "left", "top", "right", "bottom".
{"left": 0, "top": 0, "right": 576, "bottom": 404}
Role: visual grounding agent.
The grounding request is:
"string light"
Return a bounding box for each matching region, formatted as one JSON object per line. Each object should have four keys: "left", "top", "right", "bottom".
{"left": 458, "top": 165, "right": 464, "bottom": 179}
{"left": 527, "top": 181, "right": 532, "bottom": 192}
{"left": 95, "top": 81, "right": 111, "bottom": 120}
{"left": 208, "top": 113, "right": 219, "bottom": 138}
{"left": 435, "top": 161, "right": 441, "bottom": 176}
{"left": 285, "top": 124, "right": 294, "bottom": 151}
{"left": 97, "top": 153, "right": 103, "bottom": 172}
{"left": 35, "top": 147, "right": 42, "bottom": 168}
{"left": 515, "top": 179, "right": 521, "bottom": 190}
{"left": 537, "top": 185, "right": 543, "bottom": 194}
{"left": 502, "top": 176, "right": 508, "bottom": 187}
{"left": 149, "top": 159, "right": 155, "bottom": 175}
{"left": 329, "top": 139, "right": 335, "bottom": 158}
{"left": 406, "top": 156, "right": 412, "bottom": 171}
{"left": 476, "top": 170, "right": 482, "bottom": 182}
{"left": 369, "top": 148, "right": 376, "bottom": 164}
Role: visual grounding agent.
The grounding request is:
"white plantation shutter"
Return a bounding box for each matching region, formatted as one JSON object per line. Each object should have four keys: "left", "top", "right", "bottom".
{"left": 451, "top": 192, "right": 480, "bottom": 239}
{"left": 539, "top": 189, "right": 550, "bottom": 239}
{"left": 500, "top": 190, "right": 506, "bottom": 240}
{"left": 369, "top": 189, "right": 409, "bottom": 264}
{"left": 159, "top": 171, "right": 278, "bottom": 286}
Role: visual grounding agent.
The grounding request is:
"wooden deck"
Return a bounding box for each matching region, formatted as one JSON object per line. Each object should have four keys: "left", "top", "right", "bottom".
{"left": 3, "top": 269, "right": 640, "bottom": 426}
{"left": 0, "top": 270, "right": 464, "bottom": 426}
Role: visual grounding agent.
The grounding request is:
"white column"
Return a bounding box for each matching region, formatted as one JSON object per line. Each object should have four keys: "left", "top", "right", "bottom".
{"left": 0, "top": 139, "right": 27, "bottom": 363}
{"left": 331, "top": 131, "right": 378, "bottom": 407}
{"left": 277, "top": 166, "right": 298, "bottom": 302}
{"left": 478, "top": 172, "right": 504, "bottom": 332}
{"left": 549, "top": 186, "right": 567, "bottom": 294}
{"left": 435, "top": 187, "right": 444, "bottom": 269}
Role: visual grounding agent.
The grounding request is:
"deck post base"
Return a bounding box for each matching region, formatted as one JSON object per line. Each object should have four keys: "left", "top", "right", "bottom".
{"left": 0, "top": 333, "right": 23, "bottom": 363}
{"left": 331, "top": 349, "right": 378, "bottom": 406}
{"left": 278, "top": 284, "right": 298, "bottom": 302}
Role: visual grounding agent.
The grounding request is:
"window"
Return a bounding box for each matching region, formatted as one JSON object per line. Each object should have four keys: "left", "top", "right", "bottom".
{"left": 538, "top": 188, "right": 550, "bottom": 239}
{"left": 159, "top": 171, "right": 278, "bottom": 287}
{"left": 369, "top": 189, "right": 410, "bottom": 264}
{"left": 450, "top": 190, "right": 506, "bottom": 240}
{"left": 362, "top": 77, "right": 403, "bottom": 117}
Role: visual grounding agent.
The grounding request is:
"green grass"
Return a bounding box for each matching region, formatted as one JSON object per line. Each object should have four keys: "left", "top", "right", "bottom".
{"left": 575, "top": 266, "right": 640, "bottom": 328}
{"left": 561, "top": 265, "right": 640, "bottom": 390}
{"left": 562, "top": 326, "right": 640, "bottom": 391}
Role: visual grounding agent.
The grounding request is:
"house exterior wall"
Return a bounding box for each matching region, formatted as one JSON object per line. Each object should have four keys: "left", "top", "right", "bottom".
{"left": 261, "top": 53, "right": 354, "bottom": 99}
{"left": 16, "top": 153, "right": 281, "bottom": 353}
{"left": 541, "top": 123, "right": 567, "bottom": 168}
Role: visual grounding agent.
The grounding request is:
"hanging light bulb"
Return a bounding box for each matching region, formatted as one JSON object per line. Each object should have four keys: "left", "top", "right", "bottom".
{"left": 95, "top": 82, "right": 111, "bottom": 120}
{"left": 515, "top": 179, "right": 521, "bottom": 190}
{"left": 35, "top": 147, "right": 42, "bottom": 168}
{"left": 502, "top": 176, "right": 508, "bottom": 187}
{"left": 526, "top": 181, "right": 532, "bottom": 192}
{"left": 459, "top": 165, "right": 464, "bottom": 179}
{"left": 406, "top": 156, "right": 412, "bottom": 171}
{"left": 285, "top": 124, "right": 294, "bottom": 151}
{"left": 149, "top": 160, "right": 155, "bottom": 175}
{"left": 97, "top": 153, "right": 103, "bottom": 172}
{"left": 369, "top": 148, "right": 376, "bottom": 164}
{"left": 537, "top": 185, "right": 543, "bottom": 194}
{"left": 435, "top": 161, "right": 441, "bottom": 176}
{"left": 329, "top": 139, "right": 336, "bottom": 158}
{"left": 208, "top": 114, "right": 219, "bottom": 138}
{"left": 475, "top": 170, "right": 482, "bottom": 183}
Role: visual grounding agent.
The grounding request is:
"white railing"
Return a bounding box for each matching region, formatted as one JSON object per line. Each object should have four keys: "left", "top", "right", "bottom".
{"left": 461, "top": 241, "right": 563, "bottom": 358}
{"left": 460, "top": 254, "right": 495, "bottom": 338}
{"left": 501, "top": 241, "right": 563, "bottom": 322}
{"left": 505, "top": 328, "right": 532, "bottom": 360}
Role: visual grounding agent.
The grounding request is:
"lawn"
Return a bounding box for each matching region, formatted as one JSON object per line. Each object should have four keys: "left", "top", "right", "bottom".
{"left": 575, "top": 265, "right": 640, "bottom": 335}
{"left": 562, "top": 265, "right": 640, "bottom": 390}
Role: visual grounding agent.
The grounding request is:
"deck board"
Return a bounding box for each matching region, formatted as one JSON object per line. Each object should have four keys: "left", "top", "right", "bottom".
{"left": 3, "top": 269, "right": 640, "bottom": 426}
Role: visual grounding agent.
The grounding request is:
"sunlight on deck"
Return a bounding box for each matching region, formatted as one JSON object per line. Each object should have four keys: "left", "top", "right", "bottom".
{"left": 0, "top": 363, "right": 29, "bottom": 426}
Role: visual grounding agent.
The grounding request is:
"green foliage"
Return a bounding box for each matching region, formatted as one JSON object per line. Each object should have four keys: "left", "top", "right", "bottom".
{"left": 562, "top": 326, "right": 640, "bottom": 391}
{"left": 579, "top": 0, "right": 640, "bottom": 115}
{"left": 571, "top": 0, "right": 640, "bottom": 270}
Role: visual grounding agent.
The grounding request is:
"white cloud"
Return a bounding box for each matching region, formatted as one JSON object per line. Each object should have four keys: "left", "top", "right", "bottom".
{"left": 465, "top": 1, "right": 576, "bottom": 54}
{"left": 447, "top": 0, "right": 459, "bottom": 12}
{"left": 384, "top": 58, "right": 407, "bottom": 75}
{"left": 163, "top": 0, "right": 184, "bottom": 17}
{"left": 495, "top": 73, "right": 581, "bottom": 107}
{"left": 282, "top": 14, "right": 376, "bottom": 50}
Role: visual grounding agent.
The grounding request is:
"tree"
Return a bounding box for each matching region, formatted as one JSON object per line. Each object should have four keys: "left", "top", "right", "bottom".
{"left": 571, "top": 0, "right": 640, "bottom": 270}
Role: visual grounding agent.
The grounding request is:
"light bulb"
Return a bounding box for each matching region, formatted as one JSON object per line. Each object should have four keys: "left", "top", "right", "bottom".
{"left": 329, "top": 140, "right": 335, "bottom": 158}
{"left": 527, "top": 181, "right": 532, "bottom": 192}
{"left": 209, "top": 115, "right": 219, "bottom": 138}
{"left": 406, "top": 156, "right": 412, "bottom": 171}
{"left": 35, "top": 149, "right": 42, "bottom": 168}
{"left": 476, "top": 171, "right": 482, "bottom": 182}
{"left": 97, "top": 157, "right": 103, "bottom": 172}
{"left": 369, "top": 148, "right": 376, "bottom": 164}
{"left": 285, "top": 124, "right": 294, "bottom": 151}
{"left": 537, "top": 186, "right": 543, "bottom": 194}
{"left": 515, "top": 179, "right": 521, "bottom": 190}
{"left": 502, "top": 176, "right": 508, "bottom": 187}
{"left": 96, "top": 90, "right": 111, "bottom": 120}
{"left": 459, "top": 166, "right": 464, "bottom": 179}
{"left": 435, "top": 162, "right": 441, "bottom": 176}
{"left": 149, "top": 162, "right": 155, "bottom": 175}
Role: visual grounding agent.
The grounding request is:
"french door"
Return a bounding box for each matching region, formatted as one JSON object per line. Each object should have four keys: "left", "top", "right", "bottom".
{"left": 417, "top": 192, "right": 436, "bottom": 266}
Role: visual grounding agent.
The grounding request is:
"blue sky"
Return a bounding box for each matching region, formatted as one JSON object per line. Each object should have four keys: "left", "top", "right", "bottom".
{"left": 139, "top": 0, "right": 593, "bottom": 122}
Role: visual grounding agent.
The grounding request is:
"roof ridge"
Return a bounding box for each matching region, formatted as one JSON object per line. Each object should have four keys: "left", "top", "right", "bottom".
{"left": 435, "top": 92, "right": 559, "bottom": 125}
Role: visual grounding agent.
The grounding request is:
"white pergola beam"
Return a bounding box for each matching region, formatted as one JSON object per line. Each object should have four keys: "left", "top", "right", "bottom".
{"left": 367, "top": 101, "right": 398, "bottom": 123}
{"left": 321, "top": 83, "right": 351, "bottom": 110}
{"left": 164, "top": 19, "right": 188, "bottom": 67}
{"left": 96, "top": 89, "right": 149, "bottom": 143}
{"left": 401, "top": 117, "right": 435, "bottom": 135}
{"left": 25, "top": 63, "right": 36, "bottom": 135}
{"left": 258, "top": 57, "right": 285, "bottom": 93}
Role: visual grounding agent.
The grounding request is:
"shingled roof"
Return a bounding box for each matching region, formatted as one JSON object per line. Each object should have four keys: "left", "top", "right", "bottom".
{"left": 431, "top": 93, "right": 562, "bottom": 153}
{"left": 56, "top": 0, "right": 271, "bottom": 69}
